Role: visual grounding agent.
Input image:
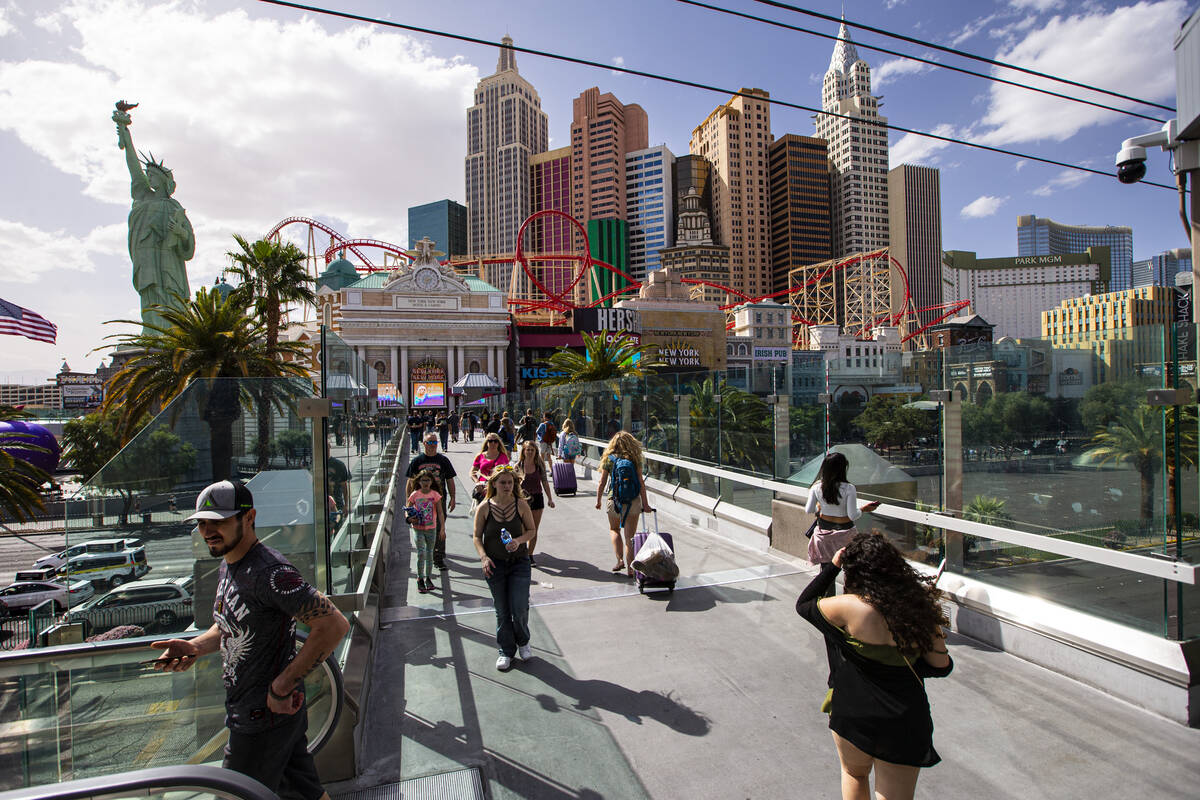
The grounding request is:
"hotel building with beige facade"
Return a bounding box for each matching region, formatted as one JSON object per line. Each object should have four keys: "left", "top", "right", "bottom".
{"left": 1041, "top": 286, "right": 1175, "bottom": 382}
{"left": 690, "top": 88, "right": 773, "bottom": 298}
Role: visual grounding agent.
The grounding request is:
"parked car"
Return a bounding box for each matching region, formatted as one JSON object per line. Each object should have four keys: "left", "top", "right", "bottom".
{"left": 57, "top": 548, "right": 150, "bottom": 589}
{"left": 0, "top": 580, "right": 95, "bottom": 615}
{"left": 65, "top": 577, "right": 194, "bottom": 634}
{"left": 34, "top": 538, "right": 143, "bottom": 571}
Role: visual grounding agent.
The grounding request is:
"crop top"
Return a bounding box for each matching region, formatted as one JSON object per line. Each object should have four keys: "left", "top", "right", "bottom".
{"left": 805, "top": 480, "right": 861, "bottom": 520}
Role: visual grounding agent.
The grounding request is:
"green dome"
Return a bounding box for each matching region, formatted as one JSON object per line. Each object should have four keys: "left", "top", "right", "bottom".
{"left": 319, "top": 251, "right": 359, "bottom": 291}
{"left": 213, "top": 276, "right": 236, "bottom": 301}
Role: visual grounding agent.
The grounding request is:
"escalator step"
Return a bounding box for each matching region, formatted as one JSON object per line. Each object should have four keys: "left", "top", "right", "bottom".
{"left": 335, "top": 767, "right": 485, "bottom": 800}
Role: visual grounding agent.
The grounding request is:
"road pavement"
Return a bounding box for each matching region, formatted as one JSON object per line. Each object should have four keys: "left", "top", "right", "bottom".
{"left": 336, "top": 442, "right": 1200, "bottom": 800}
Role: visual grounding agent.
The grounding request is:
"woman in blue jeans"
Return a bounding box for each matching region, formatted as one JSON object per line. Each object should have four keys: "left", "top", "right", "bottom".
{"left": 472, "top": 464, "right": 536, "bottom": 671}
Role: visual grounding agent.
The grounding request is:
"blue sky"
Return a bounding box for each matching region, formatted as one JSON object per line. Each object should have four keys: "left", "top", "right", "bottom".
{"left": 0, "top": 0, "right": 1193, "bottom": 379}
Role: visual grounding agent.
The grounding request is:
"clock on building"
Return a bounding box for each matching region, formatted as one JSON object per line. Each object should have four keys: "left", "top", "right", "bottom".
{"left": 413, "top": 266, "right": 440, "bottom": 292}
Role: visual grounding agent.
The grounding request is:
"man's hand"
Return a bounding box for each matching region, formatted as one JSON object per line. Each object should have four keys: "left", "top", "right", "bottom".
{"left": 448, "top": 495, "right": 456, "bottom": 512}
{"left": 595, "top": 499, "right": 602, "bottom": 510}
{"left": 267, "top": 680, "right": 304, "bottom": 715}
{"left": 148, "top": 638, "right": 200, "bottom": 672}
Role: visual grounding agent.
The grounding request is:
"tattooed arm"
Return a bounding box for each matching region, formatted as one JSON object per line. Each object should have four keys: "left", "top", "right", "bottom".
{"left": 268, "top": 590, "right": 350, "bottom": 714}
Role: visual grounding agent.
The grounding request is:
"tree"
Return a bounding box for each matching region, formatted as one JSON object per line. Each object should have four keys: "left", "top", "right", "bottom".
{"left": 963, "top": 494, "right": 1014, "bottom": 554}
{"left": 226, "top": 235, "right": 317, "bottom": 469}
{"left": 62, "top": 408, "right": 127, "bottom": 482}
{"left": 93, "top": 427, "right": 197, "bottom": 525}
{"left": 1085, "top": 404, "right": 1162, "bottom": 525}
{"left": 533, "top": 332, "right": 662, "bottom": 416}
{"left": 1080, "top": 379, "right": 1152, "bottom": 434}
{"left": 684, "top": 375, "right": 772, "bottom": 474}
{"left": 100, "top": 287, "right": 311, "bottom": 481}
{"left": 853, "top": 395, "right": 932, "bottom": 451}
{"left": 0, "top": 405, "right": 50, "bottom": 523}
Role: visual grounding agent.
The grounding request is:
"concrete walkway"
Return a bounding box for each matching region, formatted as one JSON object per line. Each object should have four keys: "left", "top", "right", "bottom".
{"left": 339, "top": 442, "right": 1200, "bottom": 799}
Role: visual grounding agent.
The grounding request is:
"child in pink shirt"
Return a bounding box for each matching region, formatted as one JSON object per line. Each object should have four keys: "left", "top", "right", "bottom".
{"left": 406, "top": 473, "right": 445, "bottom": 594}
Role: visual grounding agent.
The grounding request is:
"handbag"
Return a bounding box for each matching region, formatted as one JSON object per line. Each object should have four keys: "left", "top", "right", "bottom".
{"left": 804, "top": 517, "right": 819, "bottom": 539}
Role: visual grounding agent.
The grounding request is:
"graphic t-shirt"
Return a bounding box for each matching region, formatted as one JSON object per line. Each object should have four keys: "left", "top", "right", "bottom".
{"left": 406, "top": 490, "right": 441, "bottom": 530}
{"left": 214, "top": 542, "right": 321, "bottom": 732}
{"left": 406, "top": 454, "right": 457, "bottom": 489}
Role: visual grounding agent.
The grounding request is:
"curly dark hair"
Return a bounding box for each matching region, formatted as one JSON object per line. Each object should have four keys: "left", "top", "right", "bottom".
{"left": 840, "top": 531, "right": 949, "bottom": 655}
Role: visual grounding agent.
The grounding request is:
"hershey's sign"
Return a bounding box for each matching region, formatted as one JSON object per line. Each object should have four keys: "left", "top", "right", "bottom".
{"left": 572, "top": 307, "right": 642, "bottom": 334}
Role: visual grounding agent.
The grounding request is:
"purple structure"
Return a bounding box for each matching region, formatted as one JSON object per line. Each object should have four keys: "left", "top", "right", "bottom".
{"left": 0, "top": 421, "right": 61, "bottom": 474}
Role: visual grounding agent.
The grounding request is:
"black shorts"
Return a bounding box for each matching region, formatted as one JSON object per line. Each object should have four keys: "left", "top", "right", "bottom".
{"left": 528, "top": 493, "right": 545, "bottom": 511}
{"left": 224, "top": 707, "right": 324, "bottom": 800}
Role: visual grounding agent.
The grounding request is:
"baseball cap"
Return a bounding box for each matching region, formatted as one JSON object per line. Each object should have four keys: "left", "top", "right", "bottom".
{"left": 187, "top": 480, "right": 254, "bottom": 521}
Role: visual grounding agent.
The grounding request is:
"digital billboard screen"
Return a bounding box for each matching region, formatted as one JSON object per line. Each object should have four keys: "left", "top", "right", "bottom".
{"left": 412, "top": 381, "right": 446, "bottom": 408}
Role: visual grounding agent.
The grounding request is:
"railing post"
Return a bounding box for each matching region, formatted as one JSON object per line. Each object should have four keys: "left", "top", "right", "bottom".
{"left": 932, "top": 389, "right": 963, "bottom": 571}
{"left": 621, "top": 393, "right": 632, "bottom": 433}
{"left": 768, "top": 394, "right": 789, "bottom": 480}
{"left": 676, "top": 394, "right": 691, "bottom": 458}
{"left": 299, "top": 397, "right": 333, "bottom": 596}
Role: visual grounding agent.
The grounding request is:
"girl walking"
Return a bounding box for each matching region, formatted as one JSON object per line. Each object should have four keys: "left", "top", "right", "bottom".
{"left": 805, "top": 451, "right": 880, "bottom": 586}
{"left": 473, "top": 465, "right": 537, "bottom": 671}
{"left": 557, "top": 418, "right": 581, "bottom": 464}
{"left": 470, "top": 434, "right": 511, "bottom": 506}
{"left": 406, "top": 473, "right": 445, "bottom": 594}
{"left": 517, "top": 441, "right": 555, "bottom": 566}
{"left": 595, "top": 431, "right": 653, "bottom": 577}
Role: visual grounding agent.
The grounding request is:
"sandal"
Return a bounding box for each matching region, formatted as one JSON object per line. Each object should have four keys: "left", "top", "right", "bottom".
{"left": 612, "top": 561, "right": 624, "bottom": 572}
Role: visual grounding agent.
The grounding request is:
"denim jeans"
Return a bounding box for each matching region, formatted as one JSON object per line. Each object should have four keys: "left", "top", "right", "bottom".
{"left": 486, "top": 556, "right": 531, "bottom": 657}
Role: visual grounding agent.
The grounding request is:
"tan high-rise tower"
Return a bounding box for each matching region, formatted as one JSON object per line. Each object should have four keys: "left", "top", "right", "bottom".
{"left": 815, "top": 23, "right": 889, "bottom": 257}
{"left": 888, "top": 164, "right": 943, "bottom": 334}
{"left": 690, "top": 88, "right": 773, "bottom": 297}
{"left": 465, "top": 36, "right": 549, "bottom": 256}
{"left": 571, "top": 88, "right": 648, "bottom": 223}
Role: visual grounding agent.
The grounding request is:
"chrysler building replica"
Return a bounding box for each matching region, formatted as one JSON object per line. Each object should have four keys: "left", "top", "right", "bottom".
{"left": 465, "top": 36, "right": 549, "bottom": 256}
{"left": 815, "top": 22, "right": 889, "bottom": 257}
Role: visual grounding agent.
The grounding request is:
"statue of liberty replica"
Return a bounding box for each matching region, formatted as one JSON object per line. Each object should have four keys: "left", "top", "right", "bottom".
{"left": 112, "top": 101, "right": 194, "bottom": 335}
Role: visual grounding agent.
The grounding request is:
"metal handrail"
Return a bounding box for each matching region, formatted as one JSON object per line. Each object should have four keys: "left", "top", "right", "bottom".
{"left": 0, "top": 765, "right": 275, "bottom": 800}
{"left": 577, "top": 435, "right": 1199, "bottom": 585}
{"left": 352, "top": 432, "right": 409, "bottom": 603}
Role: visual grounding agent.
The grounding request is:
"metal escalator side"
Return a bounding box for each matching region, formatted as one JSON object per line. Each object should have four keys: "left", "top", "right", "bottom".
{"left": 0, "top": 764, "right": 276, "bottom": 799}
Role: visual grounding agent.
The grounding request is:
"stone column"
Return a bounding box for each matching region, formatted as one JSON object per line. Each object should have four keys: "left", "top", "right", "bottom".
{"left": 390, "top": 346, "right": 398, "bottom": 387}
{"left": 400, "top": 348, "right": 410, "bottom": 405}
{"left": 445, "top": 345, "right": 455, "bottom": 409}
{"left": 456, "top": 346, "right": 465, "bottom": 377}
{"left": 487, "top": 347, "right": 496, "bottom": 378}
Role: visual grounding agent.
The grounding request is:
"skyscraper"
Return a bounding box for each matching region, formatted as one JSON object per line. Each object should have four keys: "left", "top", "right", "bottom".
{"left": 659, "top": 187, "right": 729, "bottom": 305}
{"left": 1131, "top": 247, "right": 1193, "bottom": 288}
{"left": 690, "top": 88, "right": 773, "bottom": 297}
{"left": 571, "top": 88, "right": 648, "bottom": 224}
{"left": 769, "top": 134, "right": 833, "bottom": 296}
{"left": 625, "top": 145, "right": 675, "bottom": 278}
{"left": 1017, "top": 214, "right": 1134, "bottom": 291}
{"left": 888, "top": 164, "right": 943, "bottom": 333}
{"left": 408, "top": 199, "right": 467, "bottom": 258}
{"left": 815, "top": 23, "right": 889, "bottom": 257}
{"left": 465, "top": 36, "right": 549, "bottom": 256}
{"left": 529, "top": 147, "right": 575, "bottom": 298}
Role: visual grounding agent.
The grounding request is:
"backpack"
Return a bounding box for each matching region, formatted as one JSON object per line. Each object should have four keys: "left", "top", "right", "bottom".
{"left": 538, "top": 422, "right": 557, "bottom": 444}
{"left": 608, "top": 454, "right": 641, "bottom": 523}
{"left": 560, "top": 433, "right": 581, "bottom": 459}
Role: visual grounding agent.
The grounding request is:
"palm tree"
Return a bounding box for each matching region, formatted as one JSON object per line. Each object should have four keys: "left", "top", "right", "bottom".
{"left": 533, "top": 332, "right": 661, "bottom": 416}
{"left": 1085, "top": 404, "right": 1162, "bottom": 525}
{"left": 684, "top": 375, "right": 771, "bottom": 474}
{"left": 101, "top": 287, "right": 311, "bottom": 481}
{"left": 0, "top": 405, "right": 50, "bottom": 523}
{"left": 963, "top": 494, "right": 1014, "bottom": 555}
{"left": 226, "top": 235, "right": 317, "bottom": 469}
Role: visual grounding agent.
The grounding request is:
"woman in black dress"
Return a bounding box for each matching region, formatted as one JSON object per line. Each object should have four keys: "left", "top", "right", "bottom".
{"left": 796, "top": 532, "right": 952, "bottom": 800}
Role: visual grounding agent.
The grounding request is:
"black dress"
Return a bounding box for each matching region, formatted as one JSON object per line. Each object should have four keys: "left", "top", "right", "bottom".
{"left": 796, "top": 565, "right": 953, "bottom": 768}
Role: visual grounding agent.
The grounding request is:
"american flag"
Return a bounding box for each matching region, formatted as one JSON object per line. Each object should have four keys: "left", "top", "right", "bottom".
{"left": 0, "top": 297, "right": 57, "bottom": 344}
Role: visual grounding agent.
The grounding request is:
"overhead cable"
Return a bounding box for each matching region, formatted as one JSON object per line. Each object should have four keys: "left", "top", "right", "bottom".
{"left": 678, "top": 0, "right": 1167, "bottom": 124}
{"left": 254, "top": 0, "right": 1174, "bottom": 191}
{"left": 749, "top": 0, "right": 1176, "bottom": 113}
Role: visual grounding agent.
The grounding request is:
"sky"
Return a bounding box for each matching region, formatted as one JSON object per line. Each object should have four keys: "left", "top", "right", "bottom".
{"left": 0, "top": 0, "right": 1194, "bottom": 381}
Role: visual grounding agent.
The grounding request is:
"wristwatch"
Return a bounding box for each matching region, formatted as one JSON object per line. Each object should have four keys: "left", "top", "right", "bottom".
{"left": 268, "top": 683, "right": 294, "bottom": 701}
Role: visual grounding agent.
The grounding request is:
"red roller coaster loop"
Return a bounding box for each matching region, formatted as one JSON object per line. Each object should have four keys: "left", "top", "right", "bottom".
{"left": 321, "top": 239, "right": 413, "bottom": 269}
{"left": 265, "top": 216, "right": 375, "bottom": 268}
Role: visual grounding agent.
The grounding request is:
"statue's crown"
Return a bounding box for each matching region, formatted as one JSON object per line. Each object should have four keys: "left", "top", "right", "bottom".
{"left": 140, "top": 150, "right": 172, "bottom": 176}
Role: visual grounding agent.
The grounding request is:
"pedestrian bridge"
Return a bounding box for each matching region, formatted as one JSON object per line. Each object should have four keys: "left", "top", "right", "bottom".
{"left": 3, "top": 348, "right": 1200, "bottom": 797}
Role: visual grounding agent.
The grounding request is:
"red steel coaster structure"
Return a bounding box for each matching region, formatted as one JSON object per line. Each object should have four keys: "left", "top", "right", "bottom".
{"left": 266, "top": 212, "right": 966, "bottom": 344}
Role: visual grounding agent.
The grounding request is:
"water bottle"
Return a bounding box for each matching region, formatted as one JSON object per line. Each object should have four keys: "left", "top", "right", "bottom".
{"left": 500, "top": 527, "right": 513, "bottom": 547}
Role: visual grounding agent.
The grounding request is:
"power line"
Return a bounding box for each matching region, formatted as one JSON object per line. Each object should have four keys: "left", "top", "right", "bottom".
{"left": 678, "top": 0, "right": 1167, "bottom": 124}
{"left": 253, "top": 0, "right": 1174, "bottom": 191}
{"left": 750, "top": 0, "right": 1176, "bottom": 113}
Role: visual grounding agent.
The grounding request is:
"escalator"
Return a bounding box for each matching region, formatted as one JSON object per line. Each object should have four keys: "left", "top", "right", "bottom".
{"left": 0, "top": 764, "right": 276, "bottom": 799}
{"left": 0, "top": 630, "right": 343, "bottom": 793}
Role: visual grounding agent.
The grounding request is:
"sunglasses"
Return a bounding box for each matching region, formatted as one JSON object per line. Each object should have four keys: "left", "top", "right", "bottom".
{"left": 492, "top": 464, "right": 517, "bottom": 474}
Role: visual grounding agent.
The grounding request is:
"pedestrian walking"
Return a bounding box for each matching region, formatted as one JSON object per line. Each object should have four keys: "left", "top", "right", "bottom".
{"left": 517, "top": 408, "right": 538, "bottom": 444}
{"left": 406, "top": 473, "right": 444, "bottom": 594}
{"left": 150, "top": 480, "right": 349, "bottom": 800}
{"left": 499, "top": 411, "right": 516, "bottom": 449}
{"left": 595, "top": 431, "right": 653, "bottom": 577}
{"left": 534, "top": 412, "right": 557, "bottom": 466}
{"left": 472, "top": 464, "right": 536, "bottom": 671}
{"left": 449, "top": 410, "right": 460, "bottom": 443}
{"left": 470, "top": 434, "right": 510, "bottom": 505}
{"left": 804, "top": 452, "right": 880, "bottom": 590}
{"left": 436, "top": 411, "right": 450, "bottom": 451}
{"left": 464, "top": 410, "right": 477, "bottom": 442}
{"left": 795, "top": 532, "right": 952, "bottom": 800}
{"left": 557, "top": 419, "right": 581, "bottom": 463}
{"left": 406, "top": 434, "right": 458, "bottom": 571}
{"left": 406, "top": 412, "right": 423, "bottom": 451}
{"left": 516, "top": 441, "right": 554, "bottom": 565}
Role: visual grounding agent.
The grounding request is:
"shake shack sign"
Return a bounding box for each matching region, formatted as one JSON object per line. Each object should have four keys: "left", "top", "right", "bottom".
{"left": 572, "top": 307, "right": 642, "bottom": 335}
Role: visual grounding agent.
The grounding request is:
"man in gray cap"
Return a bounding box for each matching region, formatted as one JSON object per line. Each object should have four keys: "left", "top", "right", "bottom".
{"left": 150, "top": 480, "right": 349, "bottom": 800}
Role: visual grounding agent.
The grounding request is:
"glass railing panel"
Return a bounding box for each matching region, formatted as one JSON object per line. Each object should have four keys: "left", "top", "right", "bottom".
{"left": 55, "top": 378, "right": 319, "bottom": 641}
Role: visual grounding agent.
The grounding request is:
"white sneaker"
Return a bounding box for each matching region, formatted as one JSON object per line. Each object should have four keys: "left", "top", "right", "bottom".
{"left": 496, "top": 654, "right": 513, "bottom": 671}
{"left": 517, "top": 644, "right": 533, "bottom": 661}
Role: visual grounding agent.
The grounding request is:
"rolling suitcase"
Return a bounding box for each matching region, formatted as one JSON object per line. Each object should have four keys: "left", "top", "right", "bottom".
{"left": 552, "top": 461, "right": 577, "bottom": 496}
{"left": 632, "top": 513, "right": 677, "bottom": 595}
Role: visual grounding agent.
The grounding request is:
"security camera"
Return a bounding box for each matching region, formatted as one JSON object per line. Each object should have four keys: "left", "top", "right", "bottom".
{"left": 1114, "top": 120, "right": 1176, "bottom": 185}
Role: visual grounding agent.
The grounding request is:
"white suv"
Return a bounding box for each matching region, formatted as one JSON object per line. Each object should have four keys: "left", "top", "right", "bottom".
{"left": 0, "top": 580, "right": 94, "bottom": 615}
{"left": 58, "top": 548, "right": 150, "bottom": 589}
{"left": 66, "top": 577, "right": 194, "bottom": 634}
{"left": 34, "top": 539, "right": 143, "bottom": 571}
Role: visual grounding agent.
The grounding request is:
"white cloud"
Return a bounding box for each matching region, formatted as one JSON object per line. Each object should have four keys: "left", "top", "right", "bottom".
{"left": 961, "top": 195, "right": 1007, "bottom": 218}
{"left": 0, "top": 8, "right": 13, "bottom": 37}
{"left": 611, "top": 55, "right": 624, "bottom": 77}
{"left": 1032, "top": 168, "right": 1088, "bottom": 196}
{"left": 873, "top": 55, "right": 934, "bottom": 89}
{"left": 976, "top": 1, "right": 1186, "bottom": 146}
{"left": 948, "top": 14, "right": 1000, "bottom": 46}
{"left": 1009, "top": 0, "right": 1063, "bottom": 10}
{"left": 0, "top": 0, "right": 480, "bottom": 375}
{"left": 889, "top": 123, "right": 957, "bottom": 166}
